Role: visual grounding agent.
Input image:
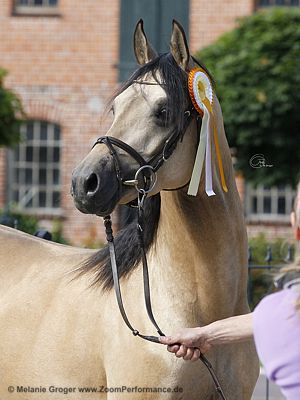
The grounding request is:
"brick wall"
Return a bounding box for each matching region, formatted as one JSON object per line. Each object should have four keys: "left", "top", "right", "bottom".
{"left": 247, "top": 222, "right": 294, "bottom": 242}
{"left": 0, "top": 0, "right": 120, "bottom": 245}
{"left": 189, "top": 0, "right": 254, "bottom": 52}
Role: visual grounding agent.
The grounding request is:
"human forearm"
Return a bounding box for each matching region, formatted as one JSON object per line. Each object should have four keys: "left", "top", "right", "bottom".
{"left": 202, "top": 313, "right": 254, "bottom": 347}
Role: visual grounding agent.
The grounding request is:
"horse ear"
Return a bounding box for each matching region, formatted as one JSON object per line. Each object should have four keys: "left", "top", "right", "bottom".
{"left": 170, "top": 20, "right": 190, "bottom": 71}
{"left": 134, "top": 19, "right": 158, "bottom": 65}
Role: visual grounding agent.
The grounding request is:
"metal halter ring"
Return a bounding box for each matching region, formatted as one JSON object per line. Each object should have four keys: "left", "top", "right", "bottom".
{"left": 162, "top": 139, "right": 170, "bottom": 162}
{"left": 134, "top": 165, "right": 157, "bottom": 194}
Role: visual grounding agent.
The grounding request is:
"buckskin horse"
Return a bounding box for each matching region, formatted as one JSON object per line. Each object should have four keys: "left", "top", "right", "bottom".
{"left": 0, "top": 20, "right": 259, "bottom": 399}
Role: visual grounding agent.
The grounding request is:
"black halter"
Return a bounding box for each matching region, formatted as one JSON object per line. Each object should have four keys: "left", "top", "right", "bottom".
{"left": 93, "top": 83, "right": 228, "bottom": 400}
{"left": 93, "top": 107, "right": 197, "bottom": 197}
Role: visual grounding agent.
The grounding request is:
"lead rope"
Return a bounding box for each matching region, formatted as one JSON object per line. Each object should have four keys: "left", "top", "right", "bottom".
{"left": 103, "top": 203, "right": 227, "bottom": 400}
{"left": 103, "top": 215, "right": 161, "bottom": 344}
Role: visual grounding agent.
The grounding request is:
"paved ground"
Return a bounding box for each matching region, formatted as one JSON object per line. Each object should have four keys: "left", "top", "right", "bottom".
{"left": 252, "top": 370, "right": 285, "bottom": 400}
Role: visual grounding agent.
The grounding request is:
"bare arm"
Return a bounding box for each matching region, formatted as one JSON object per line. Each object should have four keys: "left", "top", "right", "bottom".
{"left": 203, "top": 313, "right": 253, "bottom": 345}
{"left": 159, "top": 313, "right": 253, "bottom": 361}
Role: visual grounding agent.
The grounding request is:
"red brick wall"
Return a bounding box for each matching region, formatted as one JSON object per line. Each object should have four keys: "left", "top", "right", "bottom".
{"left": 1, "top": 1, "right": 119, "bottom": 87}
{"left": 247, "top": 223, "right": 294, "bottom": 242}
{"left": 0, "top": 0, "right": 119, "bottom": 245}
{"left": 189, "top": 0, "right": 254, "bottom": 52}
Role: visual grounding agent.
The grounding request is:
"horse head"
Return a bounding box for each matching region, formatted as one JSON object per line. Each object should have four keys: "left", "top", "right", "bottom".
{"left": 72, "top": 20, "right": 202, "bottom": 216}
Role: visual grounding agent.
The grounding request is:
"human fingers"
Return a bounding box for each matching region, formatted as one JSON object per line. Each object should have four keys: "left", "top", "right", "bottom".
{"left": 183, "top": 347, "right": 195, "bottom": 361}
{"left": 159, "top": 329, "right": 198, "bottom": 347}
{"left": 190, "top": 348, "right": 201, "bottom": 361}
{"left": 175, "top": 345, "right": 188, "bottom": 358}
{"left": 159, "top": 335, "right": 181, "bottom": 345}
{"left": 167, "top": 344, "right": 180, "bottom": 354}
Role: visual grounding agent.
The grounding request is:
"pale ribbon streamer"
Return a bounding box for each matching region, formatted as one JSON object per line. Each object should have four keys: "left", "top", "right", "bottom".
{"left": 205, "top": 107, "right": 216, "bottom": 197}
{"left": 187, "top": 105, "right": 212, "bottom": 196}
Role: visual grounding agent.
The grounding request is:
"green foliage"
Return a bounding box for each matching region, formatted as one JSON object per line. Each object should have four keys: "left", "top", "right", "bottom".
{"left": 51, "top": 219, "right": 69, "bottom": 245}
{"left": 0, "top": 209, "right": 39, "bottom": 235}
{"left": 197, "top": 8, "right": 300, "bottom": 186}
{"left": 248, "top": 232, "right": 293, "bottom": 264}
{"left": 0, "top": 68, "right": 24, "bottom": 147}
{"left": 0, "top": 210, "right": 69, "bottom": 244}
{"left": 248, "top": 233, "right": 295, "bottom": 309}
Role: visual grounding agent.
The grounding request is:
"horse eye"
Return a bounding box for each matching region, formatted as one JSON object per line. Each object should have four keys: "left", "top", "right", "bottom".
{"left": 158, "top": 108, "right": 166, "bottom": 116}
{"left": 155, "top": 108, "right": 169, "bottom": 126}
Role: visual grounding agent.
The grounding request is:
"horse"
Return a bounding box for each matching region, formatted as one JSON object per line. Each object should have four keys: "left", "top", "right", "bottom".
{"left": 0, "top": 20, "right": 259, "bottom": 399}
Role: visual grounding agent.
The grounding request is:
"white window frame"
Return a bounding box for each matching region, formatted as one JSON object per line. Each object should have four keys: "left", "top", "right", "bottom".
{"left": 257, "top": 0, "right": 299, "bottom": 7}
{"left": 245, "top": 184, "right": 296, "bottom": 223}
{"left": 14, "top": 0, "right": 59, "bottom": 16}
{"left": 7, "top": 120, "right": 62, "bottom": 216}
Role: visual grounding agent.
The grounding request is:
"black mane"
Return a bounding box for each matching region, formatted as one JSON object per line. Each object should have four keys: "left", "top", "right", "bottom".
{"left": 80, "top": 194, "right": 161, "bottom": 290}
{"left": 79, "top": 53, "right": 210, "bottom": 290}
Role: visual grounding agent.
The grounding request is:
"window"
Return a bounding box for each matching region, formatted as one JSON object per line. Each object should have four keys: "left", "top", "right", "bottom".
{"left": 257, "top": 0, "right": 299, "bottom": 7}
{"left": 245, "top": 184, "right": 296, "bottom": 222}
{"left": 119, "top": 0, "right": 189, "bottom": 81}
{"left": 13, "top": 0, "right": 59, "bottom": 16}
{"left": 7, "top": 121, "right": 62, "bottom": 213}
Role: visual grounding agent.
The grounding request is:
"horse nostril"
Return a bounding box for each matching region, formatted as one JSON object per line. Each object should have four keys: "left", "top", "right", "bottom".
{"left": 85, "top": 173, "right": 100, "bottom": 195}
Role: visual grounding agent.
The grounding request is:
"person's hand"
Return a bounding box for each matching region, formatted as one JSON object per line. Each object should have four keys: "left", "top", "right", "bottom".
{"left": 159, "top": 314, "right": 254, "bottom": 362}
{"left": 159, "top": 327, "right": 212, "bottom": 361}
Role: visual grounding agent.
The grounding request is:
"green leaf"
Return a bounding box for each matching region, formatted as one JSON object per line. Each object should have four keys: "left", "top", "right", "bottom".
{"left": 0, "top": 68, "right": 25, "bottom": 148}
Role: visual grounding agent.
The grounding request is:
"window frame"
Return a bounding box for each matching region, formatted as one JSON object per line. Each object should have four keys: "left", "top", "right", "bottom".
{"left": 13, "top": 0, "right": 60, "bottom": 17}
{"left": 256, "top": 0, "right": 299, "bottom": 7}
{"left": 245, "top": 184, "right": 296, "bottom": 223}
{"left": 6, "top": 120, "right": 63, "bottom": 216}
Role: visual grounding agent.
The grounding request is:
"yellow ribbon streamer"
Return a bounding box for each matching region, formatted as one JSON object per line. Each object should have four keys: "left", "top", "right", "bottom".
{"left": 202, "top": 97, "right": 228, "bottom": 193}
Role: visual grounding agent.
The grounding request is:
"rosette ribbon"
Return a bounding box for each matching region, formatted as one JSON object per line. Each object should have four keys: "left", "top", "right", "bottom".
{"left": 187, "top": 67, "right": 228, "bottom": 196}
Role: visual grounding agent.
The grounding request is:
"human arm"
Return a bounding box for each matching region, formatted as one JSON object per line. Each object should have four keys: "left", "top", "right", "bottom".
{"left": 159, "top": 313, "right": 253, "bottom": 361}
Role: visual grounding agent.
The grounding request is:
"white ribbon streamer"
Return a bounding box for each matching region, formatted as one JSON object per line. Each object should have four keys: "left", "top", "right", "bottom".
{"left": 205, "top": 108, "right": 216, "bottom": 197}
{"left": 187, "top": 107, "right": 209, "bottom": 196}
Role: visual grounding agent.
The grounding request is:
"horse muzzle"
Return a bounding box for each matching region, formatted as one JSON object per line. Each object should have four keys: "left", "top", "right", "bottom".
{"left": 71, "top": 155, "right": 120, "bottom": 216}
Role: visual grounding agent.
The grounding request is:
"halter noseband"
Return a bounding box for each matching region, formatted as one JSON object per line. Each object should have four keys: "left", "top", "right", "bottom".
{"left": 93, "top": 104, "right": 197, "bottom": 197}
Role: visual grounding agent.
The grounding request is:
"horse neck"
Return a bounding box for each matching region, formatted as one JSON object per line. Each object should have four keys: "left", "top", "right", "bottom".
{"left": 152, "top": 108, "right": 249, "bottom": 321}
